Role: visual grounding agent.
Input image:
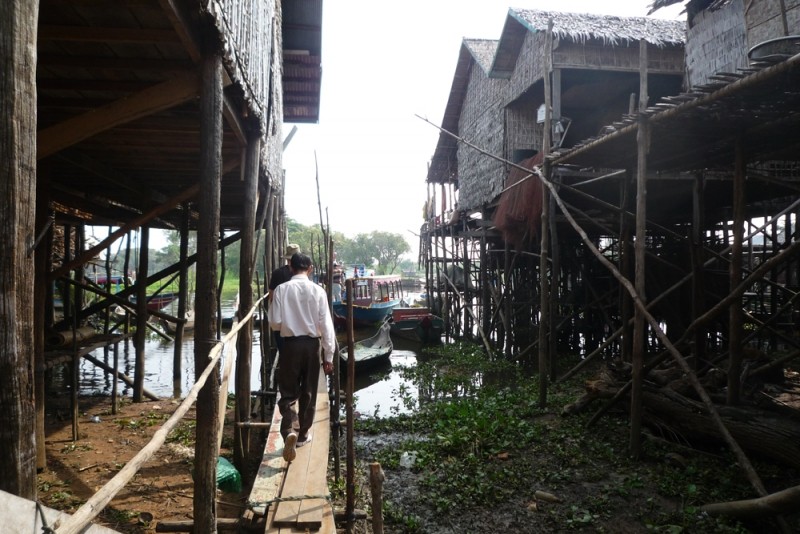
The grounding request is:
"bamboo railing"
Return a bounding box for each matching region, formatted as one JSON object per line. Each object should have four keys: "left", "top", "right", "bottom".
{"left": 54, "top": 294, "right": 267, "bottom": 534}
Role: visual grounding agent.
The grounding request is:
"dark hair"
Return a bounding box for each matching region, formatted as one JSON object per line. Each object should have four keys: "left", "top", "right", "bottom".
{"left": 290, "top": 253, "right": 312, "bottom": 271}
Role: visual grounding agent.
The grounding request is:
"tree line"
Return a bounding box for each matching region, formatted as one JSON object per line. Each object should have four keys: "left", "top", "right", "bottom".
{"left": 94, "top": 218, "right": 414, "bottom": 280}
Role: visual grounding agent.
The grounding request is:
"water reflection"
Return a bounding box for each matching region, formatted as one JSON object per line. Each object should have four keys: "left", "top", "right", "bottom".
{"left": 63, "top": 322, "right": 422, "bottom": 419}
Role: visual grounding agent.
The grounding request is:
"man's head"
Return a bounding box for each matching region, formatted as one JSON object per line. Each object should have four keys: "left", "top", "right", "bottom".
{"left": 290, "top": 253, "right": 313, "bottom": 274}
{"left": 283, "top": 243, "right": 301, "bottom": 260}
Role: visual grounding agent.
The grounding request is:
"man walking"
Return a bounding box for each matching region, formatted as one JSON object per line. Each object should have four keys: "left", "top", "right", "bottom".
{"left": 268, "top": 253, "right": 335, "bottom": 462}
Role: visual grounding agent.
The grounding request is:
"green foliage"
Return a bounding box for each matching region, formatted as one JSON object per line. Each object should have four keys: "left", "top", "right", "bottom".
{"left": 286, "top": 218, "right": 411, "bottom": 274}
{"left": 364, "top": 342, "right": 764, "bottom": 533}
{"left": 167, "top": 420, "right": 197, "bottom": 446}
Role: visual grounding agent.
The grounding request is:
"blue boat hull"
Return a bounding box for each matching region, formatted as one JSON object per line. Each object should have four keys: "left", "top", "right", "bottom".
{"left": 333, "top": 299, "right": 400, "bottom": 326}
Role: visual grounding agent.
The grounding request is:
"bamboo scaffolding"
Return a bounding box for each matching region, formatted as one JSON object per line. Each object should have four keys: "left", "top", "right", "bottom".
{"left": 417, "top": 116, "right": 800, "bottom": 509}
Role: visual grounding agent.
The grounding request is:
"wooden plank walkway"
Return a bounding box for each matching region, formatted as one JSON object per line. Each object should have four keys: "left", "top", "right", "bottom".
{"left": 248, "top": 368, "right": 335, "bottom": 533}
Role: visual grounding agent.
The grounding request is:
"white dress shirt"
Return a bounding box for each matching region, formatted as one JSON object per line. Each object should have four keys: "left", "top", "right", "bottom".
{"left": 268, "top": 273, "right": 336, "bottom": 362}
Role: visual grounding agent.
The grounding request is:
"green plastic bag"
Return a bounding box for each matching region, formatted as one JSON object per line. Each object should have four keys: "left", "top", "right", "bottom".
{"left": 216, "top": 456, "right": 242, "bottom": 493}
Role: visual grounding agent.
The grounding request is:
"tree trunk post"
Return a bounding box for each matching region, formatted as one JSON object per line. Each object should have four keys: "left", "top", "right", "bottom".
{"left": 194, "top": 47, "right": 224, "bottom": 534}
{"left": 0, "top": 0, "right": 39, "bottom": 499}
{"left": 133, "top": 225, "right": 149, "bottom": 402}
{"left": 235, "top": 133, "right": 260, "bottom": 474}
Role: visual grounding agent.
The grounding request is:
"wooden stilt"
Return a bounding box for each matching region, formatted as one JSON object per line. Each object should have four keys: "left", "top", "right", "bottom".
{"left": 235, "top": 133, "right": 260, "bottom": 474}
{"left": 193, "top": 47, "right": 223, "bottom": 534}
{"left": 538, "top": 20, "right": 553, "bottom": 407}
{"left": 728, "top": 139, "right": 745, "bottom": 405}
{"left": 630, "top": 39, "right": 649, "bottom": 458}
{"left": 173, "top": 206, "right": 190, "bottom": 398}
{"left": 133, "top": 226, "right": 149, "bottom": 403}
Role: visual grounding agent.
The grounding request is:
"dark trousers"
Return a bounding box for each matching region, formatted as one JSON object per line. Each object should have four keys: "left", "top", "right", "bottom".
{"left": 277, "top": 336, "right": 321, "bottom": 440}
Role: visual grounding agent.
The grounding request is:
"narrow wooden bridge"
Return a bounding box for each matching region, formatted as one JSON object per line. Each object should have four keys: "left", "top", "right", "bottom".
{"left": 248, "top": 369, "right": 335, "bottom": 533}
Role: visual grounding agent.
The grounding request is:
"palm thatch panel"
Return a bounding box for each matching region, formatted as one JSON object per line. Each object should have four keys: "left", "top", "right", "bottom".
{"left": 510, "top": 9, "right": 686, "bottom": 47}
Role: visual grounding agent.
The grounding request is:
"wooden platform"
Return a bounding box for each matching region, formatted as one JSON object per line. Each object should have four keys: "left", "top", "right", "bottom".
{"left": 248, "top": 368, "right": 335, "bottom": 533}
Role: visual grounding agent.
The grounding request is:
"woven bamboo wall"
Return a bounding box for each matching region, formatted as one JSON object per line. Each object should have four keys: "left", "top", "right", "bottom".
{"left": 686, "top": 0, "right": 747, "bottom": 87}
{"left": 456, "top": 63, "right": 508, "bottom": 211}
{"left": 507, "top": 32, "right": 547, "bottom": 107}
{"left": 745, "top": 0, "right": 800, "bottom": 47}
{"left": 261, "top": 0, "right": 284, "bottom": 189}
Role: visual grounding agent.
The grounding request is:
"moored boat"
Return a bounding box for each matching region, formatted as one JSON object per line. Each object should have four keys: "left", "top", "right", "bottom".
{"left": 390, "top": 307, "right": 444, "bottom": 343}
{"left": 341, "top": 320, "right": 393, "bottom": 371}
{"left": 333, "top": 274, "right": 403, "bottom": 326}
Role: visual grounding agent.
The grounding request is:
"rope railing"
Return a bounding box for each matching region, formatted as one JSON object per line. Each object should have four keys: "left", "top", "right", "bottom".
{"left": 54, "top": 293, "right": 268, "bottom": 534}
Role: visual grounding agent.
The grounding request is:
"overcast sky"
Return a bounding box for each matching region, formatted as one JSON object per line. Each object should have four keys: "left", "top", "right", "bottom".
{"left": 281, "top": 1, "right": 686, "bottom": 260}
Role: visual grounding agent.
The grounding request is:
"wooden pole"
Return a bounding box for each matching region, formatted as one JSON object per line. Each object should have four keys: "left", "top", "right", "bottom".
{"left": 134, "top": 226, "right": 149, "bottom": 403}
{"left": 630, "top": 39, "right": 649, "bottom": 458}
{"left": 538, "top": 20, "right": 553, "bottom": 408}
{"left": 691, "top": 174, "right": 706, "bottom": 369}
{"left": 193, "top": 48, "right": 223, "bottom": 534}
{"left": 173, "top": 206, "right": 190, "bottom": 398}
{"left": 369, "top": 462, "right": 385, "bottom": 534}
{"left": 0, "top": 0, "right": 39, "bottom": 495}
{"left": 728, "top": 139, "right": 745, "bottom": 405}
{"left": 235, "top": 134, "right": 260, "bottom": 473}
{"left": 345, "top": 279, "right": 356, "bottom": 534}
{"left": 34, "top": 177, "right": 49, "bottom": 472}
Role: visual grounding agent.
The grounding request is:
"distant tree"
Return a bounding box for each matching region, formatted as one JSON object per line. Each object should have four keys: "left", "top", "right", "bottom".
{"left": 370, "top": 231, "right": 410, "bottom": 274}
{"left": 286, "top": 218, "right": 348, "bottom": 268}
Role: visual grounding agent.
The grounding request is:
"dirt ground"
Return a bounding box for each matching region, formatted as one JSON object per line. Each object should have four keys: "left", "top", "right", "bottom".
{"left": 39, "top": 393, "right": 253, "bottom": 533}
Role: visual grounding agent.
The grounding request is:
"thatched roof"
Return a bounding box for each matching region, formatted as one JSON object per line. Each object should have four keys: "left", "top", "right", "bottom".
{"left": 648, "top": 0, "right": 733, "bottom": 15}
{"left": 464, "top": 39, "right": 500, "bottom": 74}
{"left": 510, "top": 8, "right": 686, "bottom": 46}
{"left": 427, "top": 39, "right": 500, "bottom": 184}
{"left": 490, "top": 8, "right": 685, "bottom": 78}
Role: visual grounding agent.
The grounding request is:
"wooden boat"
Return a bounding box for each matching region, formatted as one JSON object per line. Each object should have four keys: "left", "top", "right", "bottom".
{"left": 333, "top": 274, "right": 403, "bottom": 326}
{"left": 341, "top": 321, "right": 393, "bottom": 371}
{"left": 130, "top": 291, "right": 178, "bottom": 312}
{"left": 161, "top": 310, "right": 194, "bottom": 335}
{"left": 390, "top": 307, "right": 444, "bottom": 343}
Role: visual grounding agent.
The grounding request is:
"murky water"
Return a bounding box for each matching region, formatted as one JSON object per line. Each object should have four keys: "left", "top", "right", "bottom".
{"left": 59, "top": 318, "right": 422, "bottom": 419}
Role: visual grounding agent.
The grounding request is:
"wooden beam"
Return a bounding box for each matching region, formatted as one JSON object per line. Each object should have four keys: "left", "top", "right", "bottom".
{"left": 38, "top": 25, "right": 180, "bottom": 44}
{"left": 37, "top": 73, "right": 200, "bottom": 159}
{"left": 223, "top": 93, "right": 247, "bottom": 146}
{"left": 56, "top": 149, "right": 167, "bottom": 203}
{"left": 159, "top": 0, "right": 202, "bottom": 62}
{"left": 49, "top": 183, "right": 199, "bottom": 280}
{"left": 38, "top": 54, "right": 193, "bottom": 72}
